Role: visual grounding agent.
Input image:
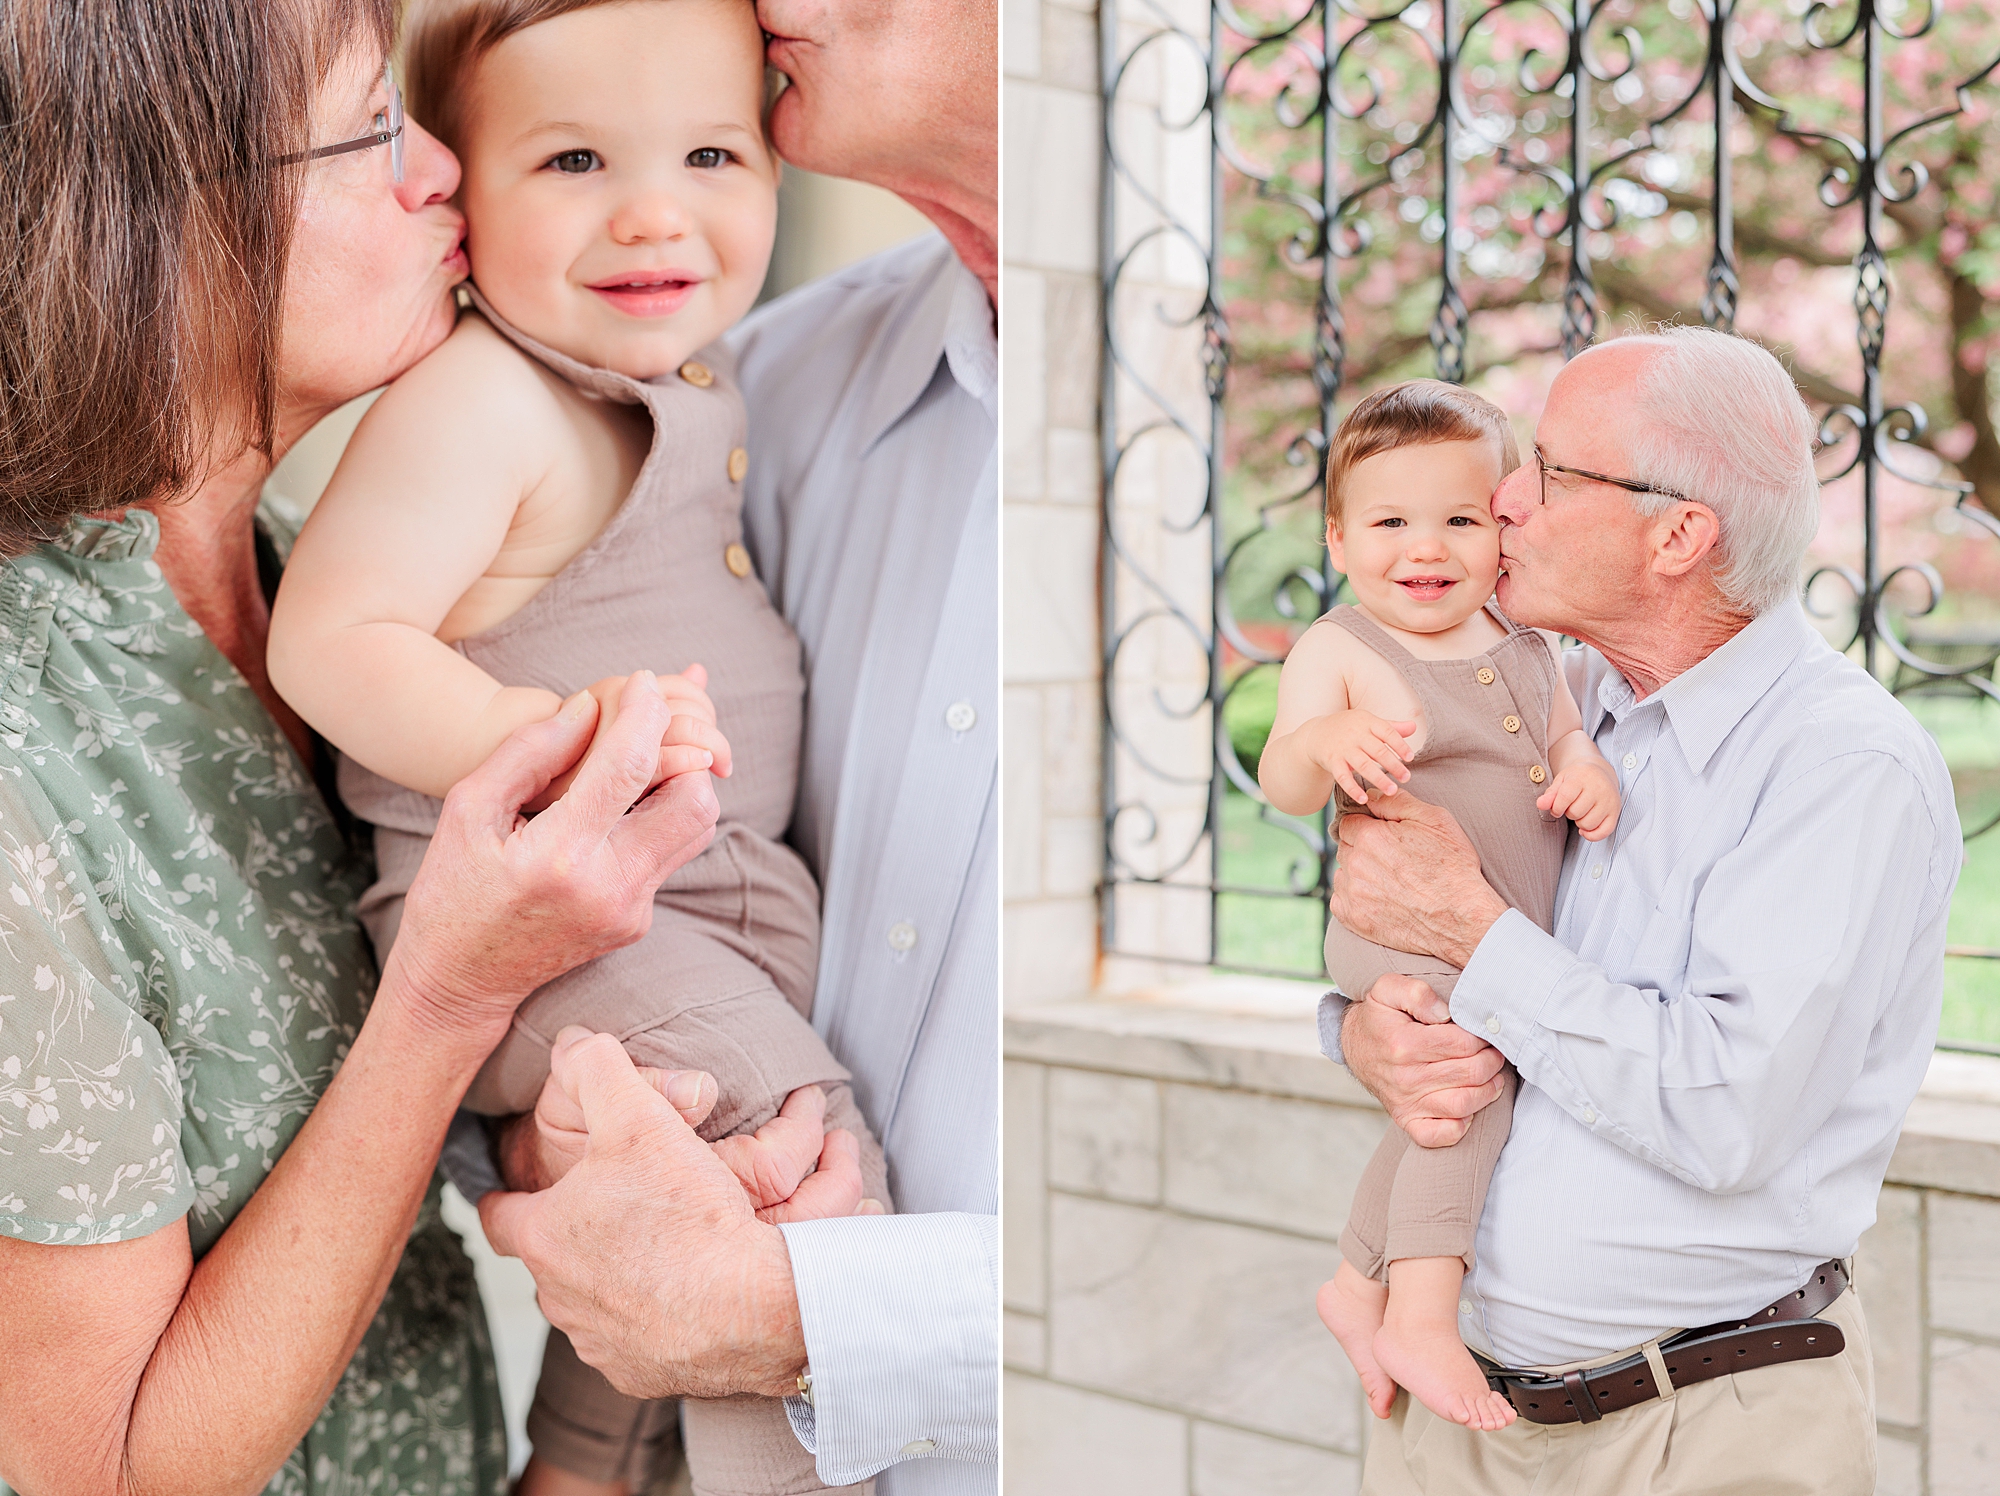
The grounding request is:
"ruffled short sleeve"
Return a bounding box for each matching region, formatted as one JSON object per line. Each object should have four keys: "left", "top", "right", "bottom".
{"left": 0, "top": 772, "right": 193, "bottom": 1244}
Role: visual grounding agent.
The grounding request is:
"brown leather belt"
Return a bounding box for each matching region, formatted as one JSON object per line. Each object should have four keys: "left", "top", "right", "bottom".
{"left": 1476, "top": 1260, "right": 1850, "bottom": 1426}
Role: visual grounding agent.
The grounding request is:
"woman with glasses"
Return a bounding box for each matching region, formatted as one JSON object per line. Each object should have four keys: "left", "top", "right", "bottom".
{"left": 0, "top": 5, "right": 777, "bottom": 1491}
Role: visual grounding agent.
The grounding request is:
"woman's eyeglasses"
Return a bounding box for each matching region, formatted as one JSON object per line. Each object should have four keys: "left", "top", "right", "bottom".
{"left": 274, "top": 65, "right": 405, "bottom": 183}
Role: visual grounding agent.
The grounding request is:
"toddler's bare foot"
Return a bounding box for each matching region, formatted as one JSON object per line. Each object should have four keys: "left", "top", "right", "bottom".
{"left": 1316, "top": 1261, "right": 1399, "bottom": 1419}
{"left": 1372, "top": 1316, "right": 1515, "bottom": 1431}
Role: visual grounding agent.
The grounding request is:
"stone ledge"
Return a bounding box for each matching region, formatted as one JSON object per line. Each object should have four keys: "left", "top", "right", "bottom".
{"left": 1009, "top": 981, "right": 2000, "bottom": 1201}
{"left": 1006, "top": 975, "right": 1378, "bottom": 1108}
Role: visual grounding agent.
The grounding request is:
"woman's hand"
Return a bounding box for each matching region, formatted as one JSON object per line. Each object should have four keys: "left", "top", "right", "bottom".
{"left": 525, "top": 665, "right": 735, "bottom": 812}
{"left": 385, "top": 674, "right": 721, "bottom": 1048}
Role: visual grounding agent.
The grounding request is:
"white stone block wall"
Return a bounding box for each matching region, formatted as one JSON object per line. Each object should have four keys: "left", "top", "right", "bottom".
{"left": 1004, "top": 994, "right": 2000, "bottom": 1496}
{"left": 1003, "top": 0, "right": 1105, "bottom": 1008}
{"left": 1004, "top": 0, "right": 1227, "bottom": 1005}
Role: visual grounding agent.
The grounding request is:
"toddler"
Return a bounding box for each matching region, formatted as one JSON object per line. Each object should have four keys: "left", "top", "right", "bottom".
{"left": 1259, "top": 381, "right": 1620, "bottom": 1430}
{"left": 268, "top": 3, "right": 885, "bottom": 1493}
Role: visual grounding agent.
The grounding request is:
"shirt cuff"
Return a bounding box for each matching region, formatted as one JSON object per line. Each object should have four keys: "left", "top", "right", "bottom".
{"left": 437, "top": 1110, "right": 505, "bottom": 1204}
{"left": 777, "top": 1212, "right": 999, "bottom": 1484}
{"left": 1317, "top": 991, "right": 1352, "bottom": 1067}
{"left": 1449, "top": 906, "right": 1578, "bottom": 1060}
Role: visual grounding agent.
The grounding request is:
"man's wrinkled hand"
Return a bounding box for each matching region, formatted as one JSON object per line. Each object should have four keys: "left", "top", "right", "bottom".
{"left": 1329, "top": 790, "right": 1508, "bottom": 969}
{"left": 498, "top": 1042, "right": 873, "bottom": 1225}
{"left": 498, "top": 1056, "right": 719, "bottom": 1193}
{"left": 479, "top": 1029, "right": 807, "bottom": 1400}
{"left": 1344, "top": 976, "right": 1507, "bottom": 1148}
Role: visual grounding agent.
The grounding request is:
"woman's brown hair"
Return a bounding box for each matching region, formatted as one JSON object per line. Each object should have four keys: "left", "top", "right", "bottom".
{"left": 404, "top": 0, "right": 634, "bottom": 157}
{"left": 0, "top": 0, "right": 396, "bottom": 556}
{"left": 1324, "top": 379, "right": 1521, "bottom": 528}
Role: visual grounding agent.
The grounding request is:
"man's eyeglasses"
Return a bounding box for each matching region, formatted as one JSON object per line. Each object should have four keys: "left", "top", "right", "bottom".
{"left": 1532, "top": 445, "right": 1687, "bottom": 508}
{"left": 274, "top": 65, "right": 405, "bottom": 183}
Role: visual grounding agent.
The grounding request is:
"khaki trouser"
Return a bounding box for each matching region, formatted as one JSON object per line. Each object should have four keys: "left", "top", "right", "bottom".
{"left": 1361, "top": 1286, "right": 1876, "bottom": 1496}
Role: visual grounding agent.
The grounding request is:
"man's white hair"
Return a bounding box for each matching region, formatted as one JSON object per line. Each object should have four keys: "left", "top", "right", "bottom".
{"left": 1612, "top": 326, "right": 1820, "bottom": 616}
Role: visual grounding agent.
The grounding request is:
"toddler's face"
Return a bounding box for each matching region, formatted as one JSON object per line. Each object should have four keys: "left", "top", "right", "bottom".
{"left": 1328, "top": 438, "right": 1506, "bottom": 633}
{"left": 455, "top": 0, "right": 778, "bottom": 380}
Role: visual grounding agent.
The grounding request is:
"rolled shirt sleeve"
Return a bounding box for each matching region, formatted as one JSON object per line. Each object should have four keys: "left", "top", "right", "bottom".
{"left": 779, "top": 1212, "right": 999, "bottom": 1484}
{"left": 1452, "top": 751, "right": 1950, "bottom": 1196}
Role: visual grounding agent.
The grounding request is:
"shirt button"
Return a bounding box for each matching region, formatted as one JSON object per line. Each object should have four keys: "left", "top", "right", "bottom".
{"left": 1583, "top": 1106, "right": 1598, "bottom": 1124}
{"left": 1459, "top": 1299, "right": 1475, "bottom": 1317}
{"left": 679, "top": 359, "right": 715, "bottom": 387}
{"left": 727, "top": 446, "right": 749, "bottom": 483}
{"left": 724, "top": 543, "right": 753, "bottom": 578}
{"left": 1527, "top": 764, "right": 1546, "bottom": 785}
{"left": 1476, "top": 667, "right": 1496, "bottom": 686}
{"left": 1502, "top": 715, "right": 1521, "bottom": 733}
{"left": 887, "top": 921, "right": 918, "bottom": 953}
{"left": 1590, "top": 864, "right": 1604, "bottom": 880}
{"left": 945, "top": 701, "right": 978, "bottom": 733}
{"left": 1623, "top": 752, "right": 1638, "bottom": 770}
{"left": 1485, "top": 1014, "right": 1502, "bottom": 1035}
{"left": 901, "top": 1439, "right": 937, "bottom": 1457}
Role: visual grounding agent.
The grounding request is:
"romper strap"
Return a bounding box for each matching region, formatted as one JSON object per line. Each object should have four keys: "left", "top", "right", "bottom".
{"left": 1318, "top": 603, "right": 1425, "bottom": 668}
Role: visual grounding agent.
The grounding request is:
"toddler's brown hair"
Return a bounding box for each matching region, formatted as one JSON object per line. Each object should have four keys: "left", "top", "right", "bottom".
{"left": 406, "top": 0, "right": 757, "bottom": 156}
{"left": 1325, "top": 379, "right": 1521, "bottom": 529}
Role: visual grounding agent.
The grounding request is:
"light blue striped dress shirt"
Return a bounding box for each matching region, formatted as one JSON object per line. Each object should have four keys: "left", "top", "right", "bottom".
{"left": 727, "top": 234, "right": 998, "bottom": 1492}
{"left": 1326, "top": 600, "right": 1959, "bottom": 1368}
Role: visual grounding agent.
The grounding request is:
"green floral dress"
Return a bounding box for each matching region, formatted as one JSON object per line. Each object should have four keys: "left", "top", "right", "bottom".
{"left": 0, "top": 508, "right": 507, "bottom": 1494}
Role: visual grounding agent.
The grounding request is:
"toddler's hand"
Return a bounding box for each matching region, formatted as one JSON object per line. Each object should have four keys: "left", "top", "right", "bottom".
{"left": 585, "top": 664, "right": 734, "bottom": 784}
{"left": 1538, "top": 761, "right": 1620, "bottom": 841}
{"left": 1309, "top": 711, "right": 1417, "bottom": 803}
{"left": 710, "top": 1084, "right": 882, "bottom": 1223}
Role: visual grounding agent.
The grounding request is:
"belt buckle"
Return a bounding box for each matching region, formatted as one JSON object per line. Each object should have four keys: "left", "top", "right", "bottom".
{"left": 1476, "top": 1355, "right": 1577, "bottom": 1427}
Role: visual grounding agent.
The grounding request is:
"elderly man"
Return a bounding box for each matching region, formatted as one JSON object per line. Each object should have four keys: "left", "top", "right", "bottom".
{"left": 1324, "top": 327, "right": 1958, "bottom": 1494}
{"left": 473, "top": 0, "right": 999, "bottom": 1490}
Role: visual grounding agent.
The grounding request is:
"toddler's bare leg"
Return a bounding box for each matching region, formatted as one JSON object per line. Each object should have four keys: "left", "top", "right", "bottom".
{"left": 681, "top": 1396, "right": 874, "bottom": 1496}
{"left": 1316, "top": 1261, "right": 1396, "bottom": 1420}
{"left": 1373, "top": 1258, "right": 1515, "bottom": 1431}
{"left": 1369, "top": 1061, "right": 1516, "bottom": 1432}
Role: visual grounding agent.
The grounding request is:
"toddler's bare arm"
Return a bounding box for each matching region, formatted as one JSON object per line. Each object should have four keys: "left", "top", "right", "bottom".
{"left": 1536, "top": 630, "right": 1621, "bottom": 839}
{"left": 1261, "top": 623, "right": 1415, "bottom": 815}
{"left": 270, "top": 319, "right": 573, "bottom": 796}
{"left": 270, "top": 320, "right": 729, "bottom": 798}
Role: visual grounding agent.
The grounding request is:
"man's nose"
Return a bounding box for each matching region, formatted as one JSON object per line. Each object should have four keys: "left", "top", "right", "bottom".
{"left": 1492, "top": 464, "right": 1536, "bottom": 527}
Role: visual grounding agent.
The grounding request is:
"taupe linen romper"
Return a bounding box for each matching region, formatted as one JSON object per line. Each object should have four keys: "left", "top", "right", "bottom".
{"left": 342, "top": 290, "right": 884, "bottom": 1496}
{"left": 1319, "top": 603, "right": 1566, "bottom": 1280}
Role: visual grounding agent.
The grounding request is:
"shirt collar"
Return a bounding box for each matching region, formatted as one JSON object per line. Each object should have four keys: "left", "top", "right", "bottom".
{"left": 1592, "top": 602, "right": 1816, "bottom": 774}
{"left": 857, "top": 242, "right": 994, "bottom": 450}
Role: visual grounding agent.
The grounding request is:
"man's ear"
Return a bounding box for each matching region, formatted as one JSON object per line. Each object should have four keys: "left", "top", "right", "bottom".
{"left": 1651, "top": 501, "right": 1722, "bottom": 581}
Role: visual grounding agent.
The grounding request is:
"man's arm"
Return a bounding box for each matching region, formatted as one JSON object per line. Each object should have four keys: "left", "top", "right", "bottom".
{"left": 779, "top": 1214, "right": 999, "bottom": 1481}
{"left": 1453, "top": 754, "right": 1949, "bottom": 1193}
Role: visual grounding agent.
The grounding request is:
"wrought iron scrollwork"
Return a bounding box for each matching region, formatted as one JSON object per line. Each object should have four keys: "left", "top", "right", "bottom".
{"left": 1100, "top": 0, "right": 2000, "bottom": 1010}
